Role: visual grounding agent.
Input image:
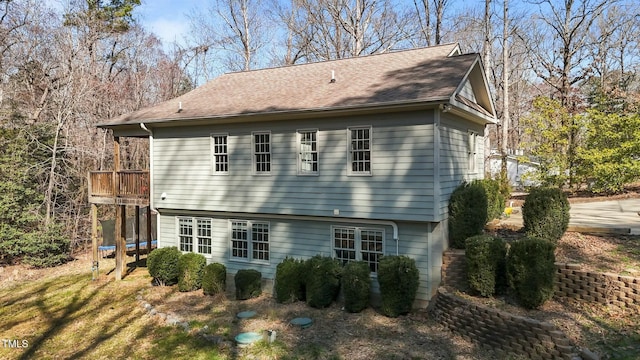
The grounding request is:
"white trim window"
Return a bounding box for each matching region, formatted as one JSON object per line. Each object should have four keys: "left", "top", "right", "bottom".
{"left": 348, "top": 126, "right": 372, "bottom": 175}
{"left": 229, "top": 220, "right": 270, "bottom": 262}
{"left": 211, "top": 133, "right": 229, "bottom": 174}
{"left": 297, "top": 129, "right": 318, "bottom": 175}
{"left": 178, "top": 217, "right": 193, "bottom": 252}
{"left": 332, "top": 226, "right": 384, "bottom": 273}
{"left": 468, "top": 131, "right": 478, "bottom": 173}
{"left": 197, "top": 219, "right": 212, "bottom": 254}
{"left": 253, "top": 131, "right": 271, "bottom": 174}
{"left": 178, "top": 217, "right": 212, "bottom": 255}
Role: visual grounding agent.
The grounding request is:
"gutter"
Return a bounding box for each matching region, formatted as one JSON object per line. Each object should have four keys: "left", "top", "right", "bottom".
{"left": 158, "top": 209, "right": 400, "bottom": 255}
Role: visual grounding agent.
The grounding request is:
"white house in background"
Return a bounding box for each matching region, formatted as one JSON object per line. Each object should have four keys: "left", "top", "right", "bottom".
{"left": 488, "top": 151, "right": 540, "bottom": 189}
{"left": 97, "top": 43, "right": 496, "bottom": 306}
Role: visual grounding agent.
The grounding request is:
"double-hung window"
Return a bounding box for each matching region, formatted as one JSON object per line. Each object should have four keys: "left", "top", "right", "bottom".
{"left": 348, "top": 126, "right": 372, "bottom": 175}
{"left": 253, "top": 131, "right": 271, "bottom": 174}
{"left": 230, "top": 220, "right": 270, "bottom": 262}
{"left": 297, "top": 129, "right": 318, "bottom": 175}
{"left": 211, "top": 134, "right": 229, "bottom": 174}
{"left": 177, "top": 217, "right": 212, "bottom": 255}
{"left": 332, "top": 226, "right": 384, "bottom": 273}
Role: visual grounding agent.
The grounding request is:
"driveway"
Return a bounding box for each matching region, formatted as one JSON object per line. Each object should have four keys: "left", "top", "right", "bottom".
{"left": 501, "top": 198, "right": 640, "bottom": 235}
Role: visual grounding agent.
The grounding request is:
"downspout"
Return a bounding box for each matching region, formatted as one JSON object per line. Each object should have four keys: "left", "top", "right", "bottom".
{"left": 140, "top": 123, "right": 159, "bottom": 242}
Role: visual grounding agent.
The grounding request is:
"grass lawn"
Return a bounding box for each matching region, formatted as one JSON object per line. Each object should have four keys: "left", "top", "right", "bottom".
{"left": 0, "top": 257, "right": 226, "bottom": 360}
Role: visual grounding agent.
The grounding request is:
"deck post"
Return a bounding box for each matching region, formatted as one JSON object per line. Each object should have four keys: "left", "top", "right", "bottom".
{"left": 91, "top": 203, "right": 99, "bottom": 280}
{"left": 146, "top": 205, "right": 152, "bottom": 253}
{"left": 135, "top": 205, "right": 140, "bottom": 263}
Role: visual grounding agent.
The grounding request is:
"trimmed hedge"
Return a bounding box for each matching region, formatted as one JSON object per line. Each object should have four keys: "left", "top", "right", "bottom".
{"left": 342, "top": 261, "right": 371, "bottom": 313}
{"left": 448, "top": 181, "right": 488, "bottom": 249}
{"left": 475, "top": 179, "right": 506, "bottom": 221}
{"left": 465, "top": 235, "right": 507, "bottom": 297}
{"left": 378, "top": 255, "right": 419, "bottom": 317}
{"left": 178, "top": 253, "right": 206, "bottom": 292}
{"left": 234, "top": 269, "right": 262, "bottom": 300}
{"left": 147, "top": 247, "right": 182, "bottom": 286}
{"left": 275, "top": 257, "right": 306, "bottom": 303}
{"left": 522, "top": 187, "right": 570, "bottom": 242}
{"left": 202, "top": 263, "right": 227, "bottom": 295}
{"left": 305, "top": 255, "right": 341, "bottom": 308}
{"left": 506, "top": 237, "right": 556, "bottom": 309}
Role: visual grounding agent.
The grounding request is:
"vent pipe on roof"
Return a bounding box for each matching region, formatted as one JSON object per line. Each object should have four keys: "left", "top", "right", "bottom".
{"left": 330, "top": 70, "right": 336, "bottom": 83}
{"left": 178, "top": 102, "right": 182, "bottom": 113}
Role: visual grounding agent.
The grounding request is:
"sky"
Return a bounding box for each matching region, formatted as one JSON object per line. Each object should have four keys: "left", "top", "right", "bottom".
{"left": 136, "top": 0, "right": 203, "bottom": 46}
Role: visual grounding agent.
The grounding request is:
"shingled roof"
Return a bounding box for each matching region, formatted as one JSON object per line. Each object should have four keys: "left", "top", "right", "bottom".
{"left": 100, "top": 43, "right": 495, "bottom": 130}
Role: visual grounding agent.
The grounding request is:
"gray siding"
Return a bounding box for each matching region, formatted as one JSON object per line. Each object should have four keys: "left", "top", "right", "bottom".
{"left": 152, "top": 111, "right": 435, "bottom": 222}
{"left": 437, "top": 113, "right": 485, "bottom": 220}
{"left": 158, "top": 212, "right": 436, "bottom": 304}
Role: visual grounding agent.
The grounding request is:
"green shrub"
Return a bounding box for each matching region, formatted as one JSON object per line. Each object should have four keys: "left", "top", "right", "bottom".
{"left": 377, "top": 255, "right": 419, "bottom": 317}
{"left": 147, "top": 247, "right": 182, "bottom": 286}
{"left": 506, "top": 237, "right": 556, "bottom": 309}
{"left": 341, "top": 261, "right": 371, "bottom": 313}
{"left": 177, "top": 252, "right": 206, "bottom": 292}
{"left": 275, "top": 257, "right": 306, "bottom": 303}
{"left": 235, "top": 269, "right": 262, "bottom": 300}
{"left": 465, "top": 235, "right": 507, "bottom": 297}
{"left": 522, "top": 187, "right": 570, "bottom": 242}
{"left": 448, "top": 181, "right": 488, "bottom": 248}
{"left": 202, "top": 263, "right": 227, "bottom": 295}
{"left": 305, "top": 255, "right": 341, "bottom": 308}
{"left": 475, "top": 179, "right": 506, "bottom": 221}
{"left": 21, "top": 224, "right": 71, "bottom": 268}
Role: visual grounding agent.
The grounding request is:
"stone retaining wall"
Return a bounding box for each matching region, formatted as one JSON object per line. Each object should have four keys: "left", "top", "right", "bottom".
{"left": 442, "top": 250, "right": 640, "bottom": 311}
{"left": 555, "top": 263, "right": 640, "bottom": 309}
{"left": 431, "top": 288, "right": 577, "bottom": 360}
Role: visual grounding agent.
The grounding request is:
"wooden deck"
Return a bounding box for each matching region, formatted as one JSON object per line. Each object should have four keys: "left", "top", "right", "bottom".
{"left": 88, "top": 170, "right": 150, "bottom": 206}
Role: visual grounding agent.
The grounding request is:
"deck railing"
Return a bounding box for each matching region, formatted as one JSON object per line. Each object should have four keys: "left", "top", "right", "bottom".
{"left": 88, "top": 170, "right": 149, "bottom": 204}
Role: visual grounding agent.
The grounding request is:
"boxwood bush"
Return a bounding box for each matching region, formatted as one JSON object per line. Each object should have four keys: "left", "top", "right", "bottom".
{"left": 506, "top": 237, "right": 556, "bottom": 309}
{"left": 202, "top": 263, "right": 227, "bottom": 295}
{"left": 274, "top": 257, "right": 306, "bottom": 303}
{"left": 475, "top": 179, "right": 506, "bottom": 221}
{"left": 378, "top": 255, "right": 419, "bottom": 317}
{"left": 341, "top": 261, "right": 371, "bottom": 313}
{"left": 305, "top": 255, "right": 341, "bottom": 308}
{"left": 234, "top": 269, "right": 262, "bottom": 300}
{"left": 177, "top": 252, "right": 206, "bottom": 292}
{"left": 147, "top": 247, "right": 182, "bottom": 286}
{"left": 522, "top": 187, "right": 570, "bottom": 242}
{"left": 465, "top": 235, "right": 507, "bottom": 297}
{"left": 448, "top": 181, "right": 488, "bottom": 248}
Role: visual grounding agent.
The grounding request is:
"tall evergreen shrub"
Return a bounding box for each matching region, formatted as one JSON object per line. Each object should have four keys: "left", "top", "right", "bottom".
{"left": 235, "top": 269, "right": 262, "bottom": 300}
{"left": 275, "top": 257, "right": 306, "bottom": 303}
{"left": 147, "top": 247, "right": 182, "bottom": 286}
{"left": 341, "top": 261, "right": 371, "bottom": 313}
{"left": 202, "top": 263, "right": 227, "bottom": 295}
{"left": 378, "top": 256, "right": 419, "bottom": 317}
{"left": 305, "top": 255, "right": 341, "bottom": 308}
{"left": 522, "top": 187, "right": 570, "bottom": 242}
{"left": 448, "top": 181, "right": 488, "bottom": 248}
{"left": 465, "top": 235, "right": 507, "bottom": 297}
{"left": 506, "top": 237, "right": 556, "bottom": 309}
{"left": 475, "top": 179, "right": 506, "bottom": 221}
{"left": 177, "top": 252, "right": 207, "bottom": 292}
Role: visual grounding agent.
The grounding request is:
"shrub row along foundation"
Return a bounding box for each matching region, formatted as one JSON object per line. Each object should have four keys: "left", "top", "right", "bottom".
{"left": 442, "top": 250, "right": 640, "bottom": 311}
{"left": 430, "top": 288, "right": 577, "bottom": 360}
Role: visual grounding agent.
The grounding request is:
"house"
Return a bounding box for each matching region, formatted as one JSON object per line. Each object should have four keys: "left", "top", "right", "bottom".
{"left": 94, "top": 43, "right": 496, "bottom": 306}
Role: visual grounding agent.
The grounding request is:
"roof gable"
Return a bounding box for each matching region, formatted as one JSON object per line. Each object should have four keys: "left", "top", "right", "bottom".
{"left": 101, "top": 43, "right": 495, "bottom": 130}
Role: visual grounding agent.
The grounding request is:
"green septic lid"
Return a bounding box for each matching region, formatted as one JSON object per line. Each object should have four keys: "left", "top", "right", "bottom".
{"left": 290, "top": 317, "right": 313, "bottom": 328}
{"left": 236, "top": 310, "right": 257, "bottom": 319}
{"left": 235, "top": 332, "right": 262, "bottom": 345}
